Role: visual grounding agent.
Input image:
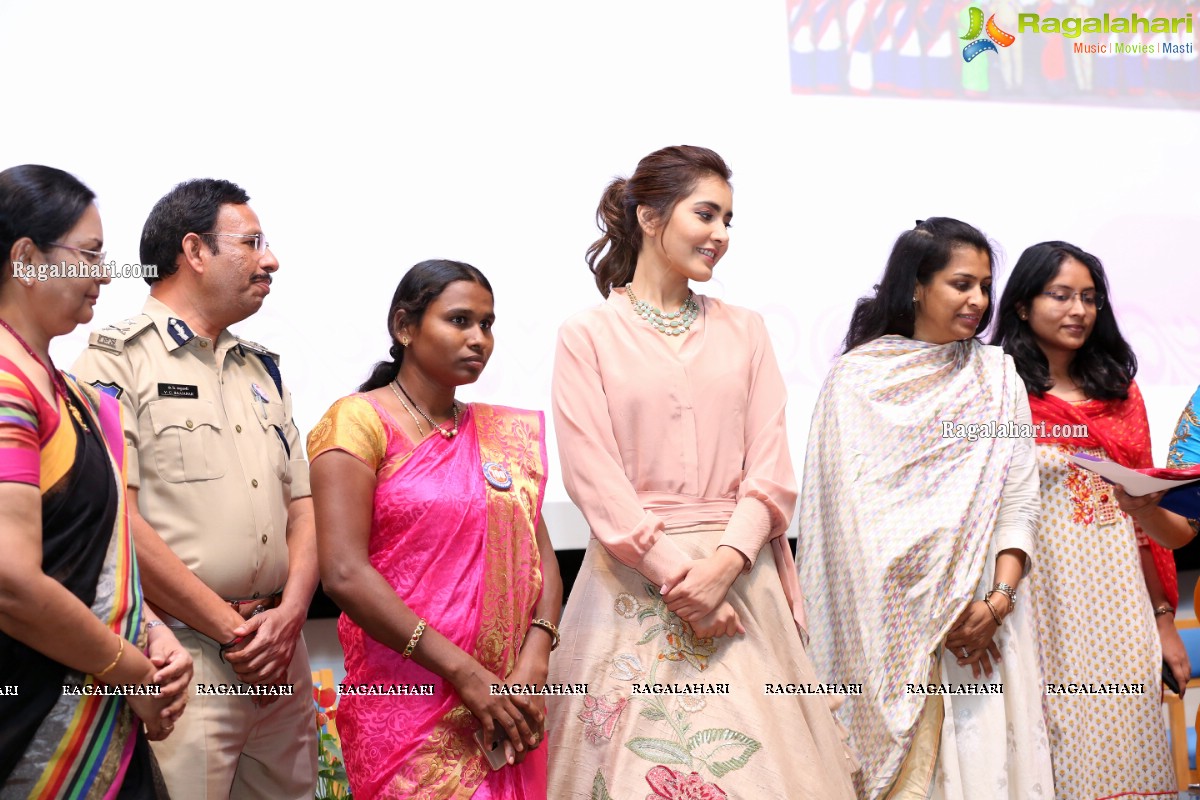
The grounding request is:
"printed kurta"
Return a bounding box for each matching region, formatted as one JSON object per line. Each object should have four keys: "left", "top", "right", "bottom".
{"left": 1028, "top": 384, "right": 1175, "bottom": 799}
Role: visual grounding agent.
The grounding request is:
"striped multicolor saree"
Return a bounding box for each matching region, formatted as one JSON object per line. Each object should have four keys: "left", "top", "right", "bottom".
{"left": 0, "top": 361, "right": 150, "bottom": 799}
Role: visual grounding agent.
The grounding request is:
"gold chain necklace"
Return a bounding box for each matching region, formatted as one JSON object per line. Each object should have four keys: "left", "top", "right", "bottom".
{"left": 388, "top": 381, "right": 425, "bottom": 436}
{"left": 393, "top": 380, "right": 459, "bottom": 439}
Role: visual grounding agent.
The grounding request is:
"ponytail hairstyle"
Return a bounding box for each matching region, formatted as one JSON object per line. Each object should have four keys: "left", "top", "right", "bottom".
{"left": 991, "top": 241, "right": 1134, "bottom": 400}
{"left": 842, "top": 217, "right": 996, "bottom": 353}
{"left": 586, "top": 145, "right": 732, "bottom": 297}
{"left": 359, "top": 259, "right": 494, "bottom": 392}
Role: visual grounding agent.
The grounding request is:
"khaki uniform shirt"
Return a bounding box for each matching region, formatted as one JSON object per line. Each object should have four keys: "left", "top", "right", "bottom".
{"left": 72, "top": 296, "right": 309, "bottom": 601}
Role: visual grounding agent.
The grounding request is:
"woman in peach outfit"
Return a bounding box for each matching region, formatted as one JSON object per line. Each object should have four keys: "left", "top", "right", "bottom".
{"left": 545, "top": 146, "right": 856, "bottom": 799}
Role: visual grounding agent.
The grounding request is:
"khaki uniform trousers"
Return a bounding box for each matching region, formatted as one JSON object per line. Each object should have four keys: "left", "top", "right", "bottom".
{"left": 150, "top": 629, "right": 317, "bottom": 800}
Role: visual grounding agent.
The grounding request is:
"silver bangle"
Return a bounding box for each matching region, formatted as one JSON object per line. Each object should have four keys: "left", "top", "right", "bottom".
{"left": 990, "top": 582, "right": 1017, "bottom": 609}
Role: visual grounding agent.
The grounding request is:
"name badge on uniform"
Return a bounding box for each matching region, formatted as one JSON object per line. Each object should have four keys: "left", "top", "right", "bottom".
{"left": 483, "top": 461, "right": 512, "bottom": 491}
{"left": 158, "top": 383, "right": 198, "bottom": 399}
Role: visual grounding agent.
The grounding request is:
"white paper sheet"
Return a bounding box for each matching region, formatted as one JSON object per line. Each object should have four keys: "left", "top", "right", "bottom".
{"left": 1066, "top": 455, "right": 1200, "bottom": 497}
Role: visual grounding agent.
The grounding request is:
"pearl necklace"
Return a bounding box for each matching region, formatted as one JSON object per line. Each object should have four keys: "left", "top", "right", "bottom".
{"left": 625, "top": 284, "right": 699, "bottom": 336}
{"left": 392, "top": 380, "right": 459, "bottom": 439}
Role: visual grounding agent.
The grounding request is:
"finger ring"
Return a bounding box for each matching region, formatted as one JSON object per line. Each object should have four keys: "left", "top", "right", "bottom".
{"left": 960, "top": 647, "right": 970, "bottom": 658}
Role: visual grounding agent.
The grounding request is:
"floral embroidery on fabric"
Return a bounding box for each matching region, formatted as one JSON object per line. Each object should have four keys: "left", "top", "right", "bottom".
{"left": 632, "top": 583, "right": 716, "bottom": 671}
{"left": 1064, "top": 462, "right": 1095, "bottom": 526}
{"left": 644, "top": 765, "right": 728, "bottom": 799}
{"left": 605, "top": 589, "right": 762, "bottom": 779}
{"left": 614, "top": 592, "right": 639, "bottom": 618}
{"left": 579, "top": 694, "right": 629, "bottom": 744}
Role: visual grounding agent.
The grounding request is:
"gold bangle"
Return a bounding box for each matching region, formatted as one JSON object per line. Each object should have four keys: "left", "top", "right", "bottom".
{"left": 983, "top": 596, "right": 1004, "bottom": 627}
{"left": 529, "top": 618, "right": 560, "bottom": 651}
{"left": 402, "top": 618, "right": 427, "bottom": 659}
{"left": 95, "top": 636, "right": 125, "bottom": 679}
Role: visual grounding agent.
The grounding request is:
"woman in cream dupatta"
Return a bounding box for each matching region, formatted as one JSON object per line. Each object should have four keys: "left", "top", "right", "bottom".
{"left": 798, "top": 218, "right": 1053, "bottom": 799}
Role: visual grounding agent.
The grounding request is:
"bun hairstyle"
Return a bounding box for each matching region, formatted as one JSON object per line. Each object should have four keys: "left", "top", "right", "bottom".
{"left": 841, "top": 217, "right": 996, "bottom": 353}
{"left": 359, "top": 259, "right": 493, "bottom": 392}
{"left": 586, "top": 145, "right": 732, "bottom": 297}
{"left": 991, "top": 241, "right": 1135, "bottom": 401}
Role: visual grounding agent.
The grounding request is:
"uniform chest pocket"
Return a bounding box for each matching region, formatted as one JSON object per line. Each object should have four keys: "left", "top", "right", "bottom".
{"left": 254, "top": 401, "right": 291, "bottom": 481}
{"left": 148, "top": 399, "right": 226, "bottom": 483}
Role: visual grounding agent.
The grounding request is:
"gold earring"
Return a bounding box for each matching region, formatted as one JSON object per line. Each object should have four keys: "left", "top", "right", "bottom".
{"left": 401, "top": 337, "right": 410, "bottom": 346}
{"left": 1019, "top": 312, "right": 1028, "bottom": 320}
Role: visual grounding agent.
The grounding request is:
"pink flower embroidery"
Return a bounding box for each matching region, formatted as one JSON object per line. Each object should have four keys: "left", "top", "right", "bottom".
{"left": 578, "top": 694, "right": 628, "bottom": 744}
{"left": 644, "top": 766, "right": 728, "bottom": 799}
{"left": 1065, "top": 466, "right": 1095, "bottom": 526}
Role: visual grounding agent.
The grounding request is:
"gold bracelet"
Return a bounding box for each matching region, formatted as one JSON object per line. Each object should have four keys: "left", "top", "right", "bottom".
{"left": 402, "top": 618, "right": 427, "bottom": 659}
{"left": 529, "top": 618, "right": 560, "bottom": 651}
{"left": 983, "top": 596, "right": 1004, "bottom": 627}
{"left": 95, "top": 636, "right": 125, "bottom": 679}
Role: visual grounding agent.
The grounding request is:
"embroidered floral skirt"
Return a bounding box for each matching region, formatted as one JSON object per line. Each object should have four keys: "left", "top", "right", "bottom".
{"left": 546, "top": 527, "right": 857, "bottom": 799}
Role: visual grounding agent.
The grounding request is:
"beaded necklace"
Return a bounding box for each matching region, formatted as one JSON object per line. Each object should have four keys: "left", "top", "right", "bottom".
{"left": 393, "top": 380, "right": 459, "bottom": 439}
{"left": 0, "top": 317, "right": 89, "bottom": 431}
{"left": 625, "top": 283, "right": 699, "bottom": 336}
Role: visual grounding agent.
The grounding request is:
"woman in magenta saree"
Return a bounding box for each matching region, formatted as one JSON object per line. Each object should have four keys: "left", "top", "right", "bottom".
{"left": 309, "top": 260, "right": 561, "bottom": 800}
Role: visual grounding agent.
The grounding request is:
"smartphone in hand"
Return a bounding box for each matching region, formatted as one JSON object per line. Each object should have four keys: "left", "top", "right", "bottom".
{"left": 1163, "top": 659, "right": 1182, "bottom": 695}
{"left": 473, "top": 728, "right": 509, "bottom": 770}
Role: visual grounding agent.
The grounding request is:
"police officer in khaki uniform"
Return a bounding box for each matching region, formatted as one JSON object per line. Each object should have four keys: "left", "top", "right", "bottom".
{"left": 72, "top": 179, "right": 318, "bottom": 799}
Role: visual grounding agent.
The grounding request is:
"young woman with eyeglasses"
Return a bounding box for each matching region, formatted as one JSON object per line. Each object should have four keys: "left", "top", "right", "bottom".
{"left": 993, "top": 240, "right": 1192, "bottom": 799}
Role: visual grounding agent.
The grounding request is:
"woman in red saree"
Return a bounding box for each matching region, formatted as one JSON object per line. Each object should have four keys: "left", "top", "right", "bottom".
{"left": 993, "top": 240, "right": 1194, "bottom": 799}
{"left": 309, "top": 260, "right": 561, "bottom": 799}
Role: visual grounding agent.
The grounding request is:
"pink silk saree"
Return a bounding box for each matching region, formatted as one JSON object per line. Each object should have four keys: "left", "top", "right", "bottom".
{"left": 308, "top": 398, "right": 548, "bottom": 799}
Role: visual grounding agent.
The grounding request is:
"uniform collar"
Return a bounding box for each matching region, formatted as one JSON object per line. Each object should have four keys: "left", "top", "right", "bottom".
{"left": 142, "top": 296, "right": 237, "bottom": 354}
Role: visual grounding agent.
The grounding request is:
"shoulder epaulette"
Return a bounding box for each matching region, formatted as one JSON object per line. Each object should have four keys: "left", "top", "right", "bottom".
{"left": 236, "top": 337, "right": 281, "bottom": 363}
{"left": 87, "top": 315, "right": 154, "bottom": 354}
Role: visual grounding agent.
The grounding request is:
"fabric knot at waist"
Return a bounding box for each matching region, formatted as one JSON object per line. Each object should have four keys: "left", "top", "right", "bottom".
{"left": 636, "top": 491, "right": 736, "bottom": 532}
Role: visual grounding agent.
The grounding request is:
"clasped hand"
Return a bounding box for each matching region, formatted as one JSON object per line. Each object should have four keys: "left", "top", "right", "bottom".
{"left": 944, "top": 600, "right": 1001, "bottom": 679}
{"left": 130, "top": 626, "right": 193, "bottom": 740}
{"left": 223, "top": 607, "right": 304, "bottom": 705}
{"left": 456, "top": 657, "right": 545, "bottom": 767}
{"left": 661, "top": 549, "right": 746, "bottom": 638}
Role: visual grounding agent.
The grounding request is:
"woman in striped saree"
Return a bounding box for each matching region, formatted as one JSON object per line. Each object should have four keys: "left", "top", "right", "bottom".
{"left": 0, "top": 165, "right": 191, "bottom": 798}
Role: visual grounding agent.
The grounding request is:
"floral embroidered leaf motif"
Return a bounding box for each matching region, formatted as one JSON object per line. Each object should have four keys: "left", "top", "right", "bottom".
{"left": 626, "top": 736, "right": 693, "bottom": 767}
{"left": 637, "top": 624, "right": 667, "bottom": 645}
{"left": 686, "top": 728, "right": 762, "bottom": 778}
{"left": 640, "top": 706, "right": 668, "bottom": 721}
{"left": 591, "top": 769, "right": 615, "bottom": 800}
{"left": 609, "top": 652, "right": 646, "bottom": 681}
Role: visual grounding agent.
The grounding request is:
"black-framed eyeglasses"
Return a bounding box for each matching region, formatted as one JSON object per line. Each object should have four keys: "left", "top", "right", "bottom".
{"left": 1041, "top": 289, "right": 1105, "bottom": 310}
{"left": 201, "top": 232, "right": 270, "bottom": 253}
{"left": 48, "top": 242, "right": 107, "bottom": 264}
